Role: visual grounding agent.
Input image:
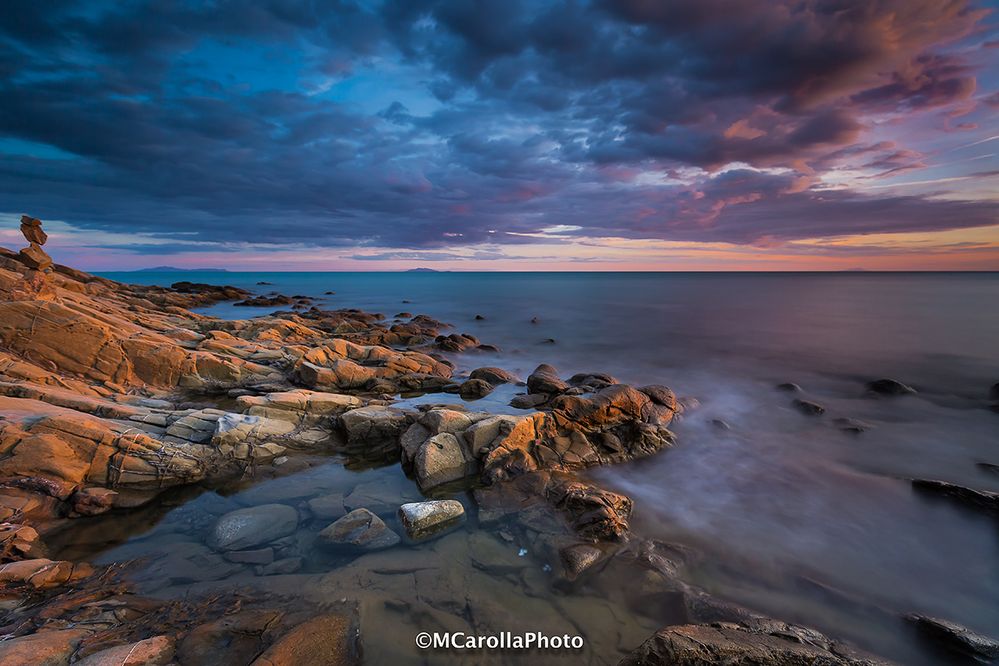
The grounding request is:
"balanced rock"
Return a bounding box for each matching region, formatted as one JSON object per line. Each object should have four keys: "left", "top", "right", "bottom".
{"left": 398, "top": 500, "right": 465, "bottom": 540}
{"left": 319, "top": 508, "right": 400, "bottom": 550}
{"left": 18, "top": 243, "right": 52, "bottom": 270}
{"left": 207, "top": 504, "right": 299, "bottom": 551}
{"left": 20, "top": 215, "right": 48, "bottom": 245}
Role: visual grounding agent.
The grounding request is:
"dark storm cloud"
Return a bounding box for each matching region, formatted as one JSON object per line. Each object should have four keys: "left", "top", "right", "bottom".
{"left": 0, "top": 0, "right": 996, "bottom": 254}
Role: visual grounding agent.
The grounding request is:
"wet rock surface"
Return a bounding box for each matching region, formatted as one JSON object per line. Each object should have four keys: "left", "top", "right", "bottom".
{"left": 620, "top": 618, "right": 887, "bottom": 665}
{"left": 906, "top": 614, "right": 999, "bottom": 663}
{"left": 398, "top": 500, "right": 466, "bottom": 540}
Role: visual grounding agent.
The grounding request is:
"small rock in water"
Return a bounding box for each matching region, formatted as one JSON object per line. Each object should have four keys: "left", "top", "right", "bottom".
{"left": 398, "top": 500, "right": 466, "bottom": 541}
{"left": 776, "top": 382, "right": 801, "bottom": 392}
{"left": 207, "top": 504, "right": 299, "bottom": 551}
{"left": 474, "top": 314, "right": 485, "bottom": 320}
{"left": 989, "top": 382, "right": 999, "bottom": 401}
{"left": 866, "top": 378, "right": 916, "bottom": 396}
{"left": 906, "top": 614, "right": 999, "bottom": 662}
{"left": 793, "top": 399, "right": 825, "bottom": 416}
{"left": 710, "top": 418, "right": 731, "bottom": 430}
{"left": 459, "top": 378, "right": 494, "bottom": 399}
{"left": 319, "top": 508, "right": 400, "bottom": 550}
{"left": 834, "top": 417, "right": 870, "bottom": 434}
{"left": 530, "top": 316, "right": 539, "bottom": 324}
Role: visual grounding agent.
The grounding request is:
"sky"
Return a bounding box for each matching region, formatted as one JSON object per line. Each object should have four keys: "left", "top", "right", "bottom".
{"left": 1, "top": 0, "right": 998, "bottom": 271}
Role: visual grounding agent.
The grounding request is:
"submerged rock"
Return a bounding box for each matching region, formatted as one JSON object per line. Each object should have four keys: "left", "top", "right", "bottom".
{"left": 906, "top": 614, "right": 999, "bottom": 662}
{"left": 207, "top": 504, "right": 299, "bottom": 551}
{"left": 834, "top": 417, "right": 871, "bottom": 434}
{"left": 319, "top": 508, "right": 400, "bottom": 550}
{"left": 622, "top": 618, "right": 886, "bottom": 665}
{"left": 398, "top": 500, "right": 466, "bottom": 540}
{"left": 75, "top": 635, "right": 175, "bottom": 666}
{"left": 250, "top": 614, "right": 357, "bottom": 666}
{"left": 559, "top": 543, "right": 606, "bottom": 581}
{"left": 866, "top": 378, "right": 916, "bottom": 396}
{"left": 776, "top": 382, "right": 802, "bottom": 392}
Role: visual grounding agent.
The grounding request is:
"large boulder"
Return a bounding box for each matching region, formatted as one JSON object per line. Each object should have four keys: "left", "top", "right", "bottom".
{"left": 207, "top": 504, "right": 299, "bottom": 551}
{"left": 414, "top": 432, "right": 478, "bottom": 491}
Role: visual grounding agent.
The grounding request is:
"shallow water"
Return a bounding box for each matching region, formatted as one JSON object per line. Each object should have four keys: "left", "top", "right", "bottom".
{"left": 97, "top": 270, "right": 999, "bottom": 664}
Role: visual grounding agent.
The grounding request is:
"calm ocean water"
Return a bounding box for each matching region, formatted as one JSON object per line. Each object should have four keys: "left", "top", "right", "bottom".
{"left": 102, "top": 270, "right": 999, "bottom": 664}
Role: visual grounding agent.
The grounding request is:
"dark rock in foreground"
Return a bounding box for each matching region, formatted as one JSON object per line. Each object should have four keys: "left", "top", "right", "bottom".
{"left": 911, "top": 479, "right": 999, "bottom": 515}
{"left": 620, "top": 618, "right": 887, "bottom": 665}
{"left": 907, "top": 614, "right": 999, "bottom": 663}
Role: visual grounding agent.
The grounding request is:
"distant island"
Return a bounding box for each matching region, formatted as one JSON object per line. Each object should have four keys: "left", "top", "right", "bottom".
{"left": 136, "top": 266, "right": 229, "bottom": 272}
{"left": 405, "top": 267, "right": 441, "bottom": 273}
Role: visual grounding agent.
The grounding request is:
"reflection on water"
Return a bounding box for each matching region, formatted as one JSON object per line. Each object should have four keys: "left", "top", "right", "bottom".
{"left": 93, "top": 270, "right": 999, "bottom": 664}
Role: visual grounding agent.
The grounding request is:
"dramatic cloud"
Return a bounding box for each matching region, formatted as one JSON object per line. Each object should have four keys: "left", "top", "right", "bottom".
{"left": 0, "top": 0, "right": 996, "bottom": 268}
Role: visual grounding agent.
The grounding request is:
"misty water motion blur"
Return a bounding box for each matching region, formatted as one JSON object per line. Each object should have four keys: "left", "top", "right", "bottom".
{"left": 100, "top": 269, "right": 999, "bottom": 666}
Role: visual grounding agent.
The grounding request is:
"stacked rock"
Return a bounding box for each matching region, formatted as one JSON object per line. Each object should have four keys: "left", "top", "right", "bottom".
{"left": 18, "top": 215, "right": 52, "bottom": 270}
{"left": 10, "top": 215, "right": 56, "bottom": 301}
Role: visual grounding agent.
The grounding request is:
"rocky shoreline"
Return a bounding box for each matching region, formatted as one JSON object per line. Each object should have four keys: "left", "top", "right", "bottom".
{"left": 1, "top": 217, "right": 991, "bottom": 664}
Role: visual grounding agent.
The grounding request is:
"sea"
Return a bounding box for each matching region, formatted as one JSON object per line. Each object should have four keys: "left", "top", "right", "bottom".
{"left": 95, "top": 270, "right": 999, "bottom": 665}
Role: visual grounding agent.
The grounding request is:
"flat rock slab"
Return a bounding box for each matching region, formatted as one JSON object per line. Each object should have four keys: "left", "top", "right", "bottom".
{"left": 207, "top": 504, "right": 299, "bottom": 551}
{"left": 398, "top": 500, "right": 466, "bottom": 541}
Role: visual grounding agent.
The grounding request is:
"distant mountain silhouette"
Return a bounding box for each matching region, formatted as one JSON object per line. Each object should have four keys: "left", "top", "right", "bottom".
{"left": 405, "top": 267, "right": 441, "bottom": 272}
{"left": 136, "top": 266, "right": 229, "bottom": 272}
